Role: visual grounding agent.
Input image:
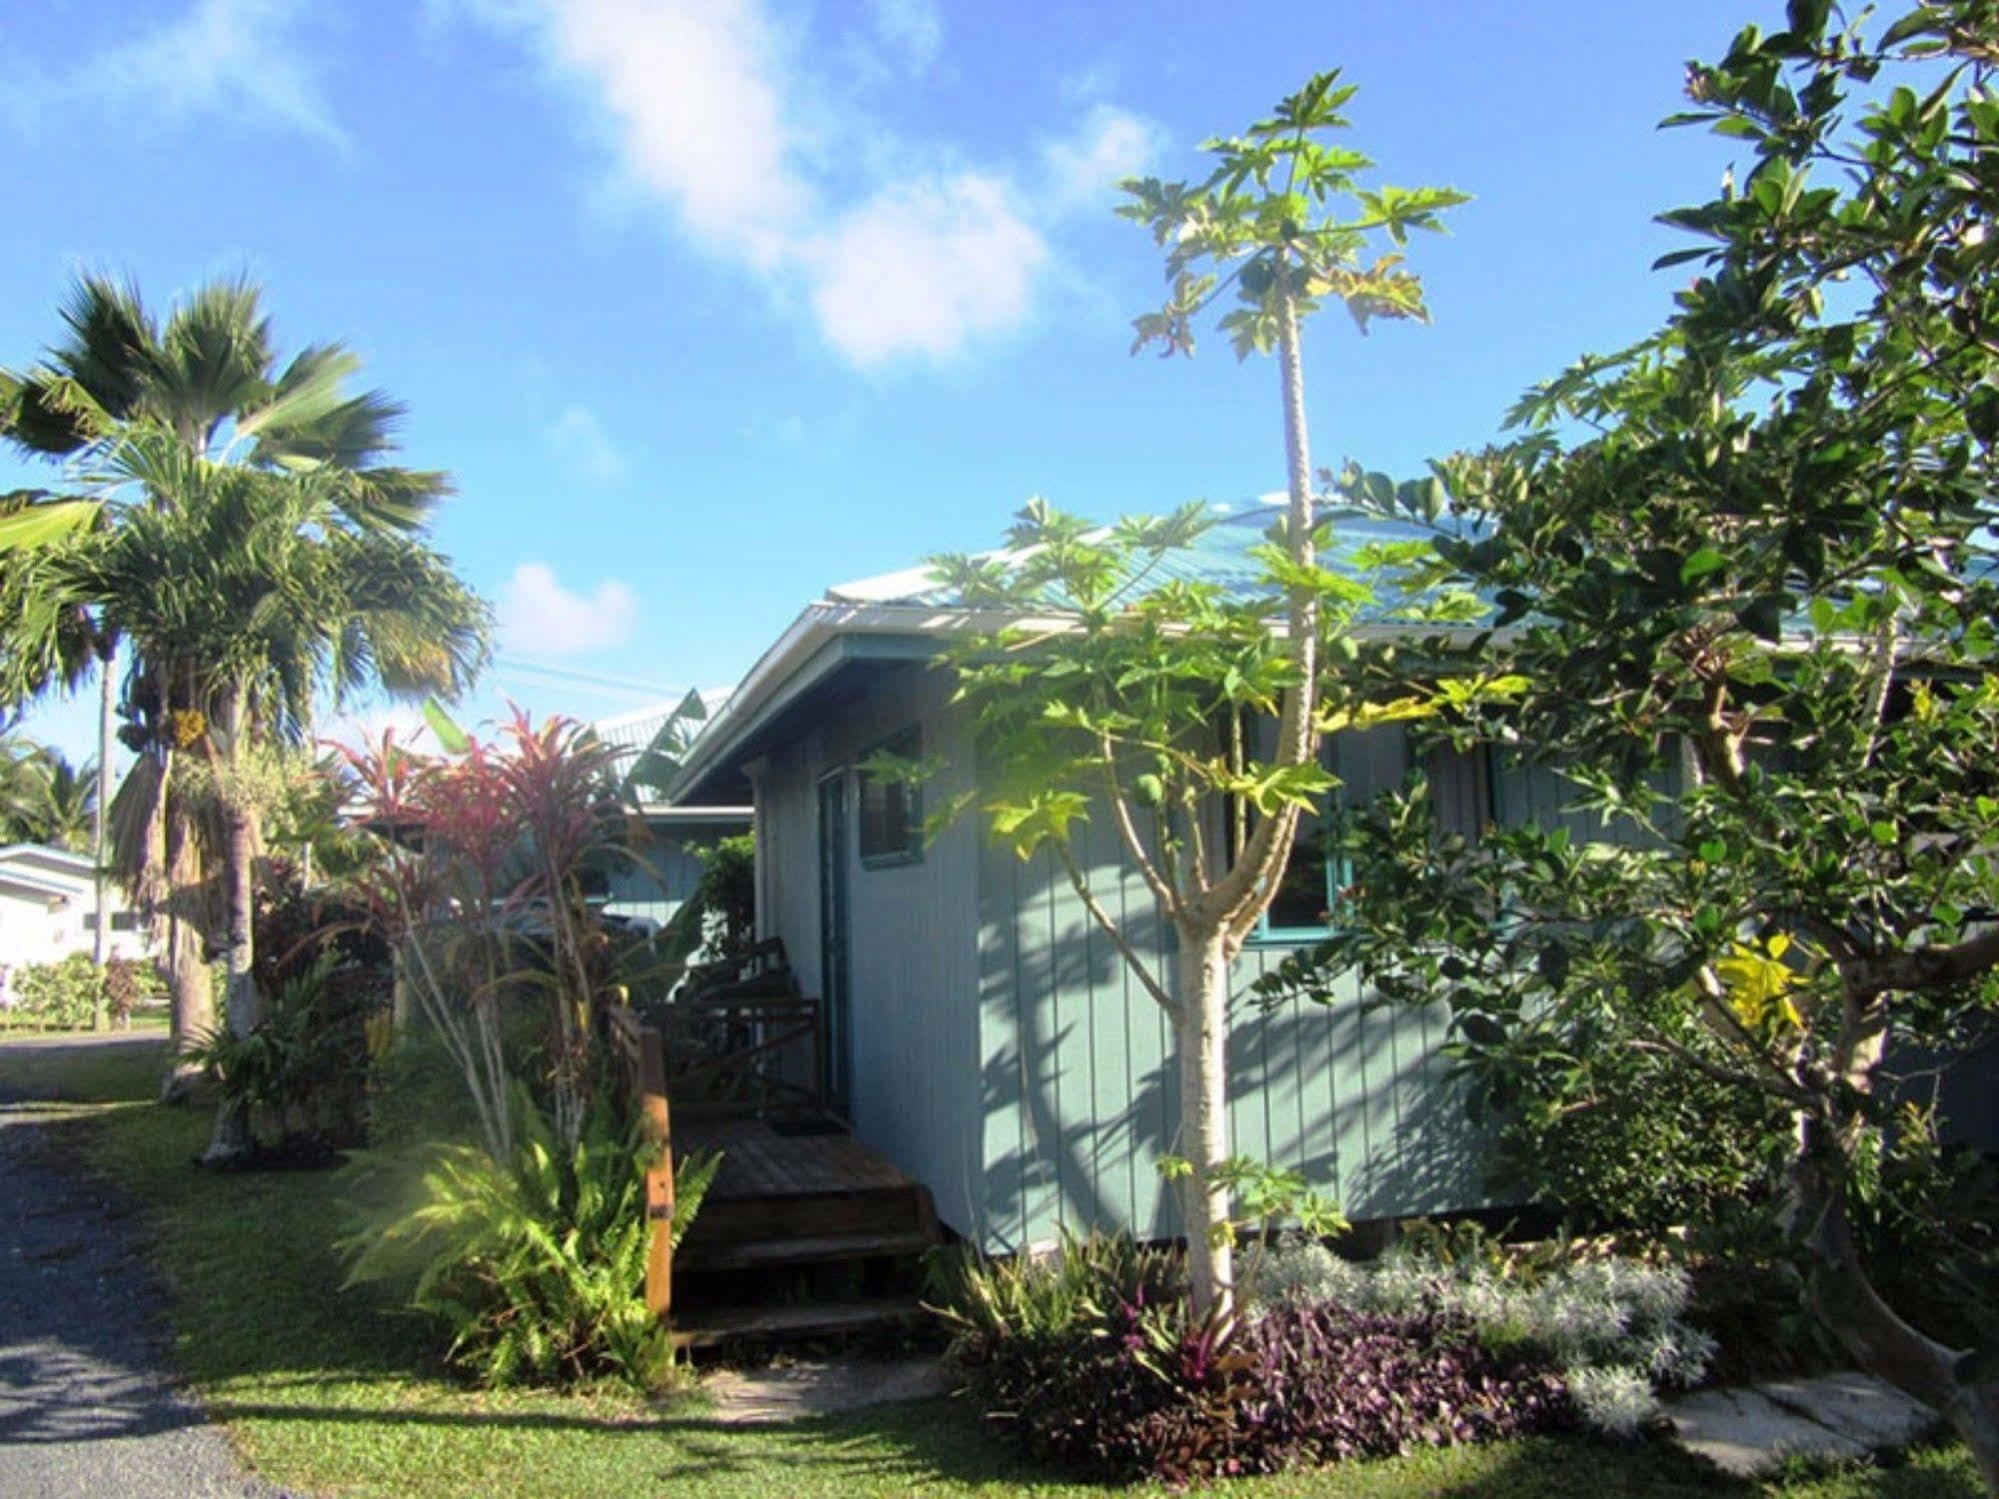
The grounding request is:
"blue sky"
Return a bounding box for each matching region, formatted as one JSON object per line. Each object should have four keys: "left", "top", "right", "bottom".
{"left": 3, "top": 0, "right": 1757, "bottom": 763}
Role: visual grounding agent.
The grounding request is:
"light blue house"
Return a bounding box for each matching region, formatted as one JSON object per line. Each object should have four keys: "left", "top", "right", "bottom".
{"left": 670, "top": 502, "right": 1615, "bottom": 1252}
{"left": 591, "top": 701, "right": 750, "bottom": 933}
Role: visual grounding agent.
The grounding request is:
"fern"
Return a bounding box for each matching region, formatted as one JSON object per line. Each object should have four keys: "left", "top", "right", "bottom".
{"left": 338, "top": 1084, "right": 719, "bottom": 1392}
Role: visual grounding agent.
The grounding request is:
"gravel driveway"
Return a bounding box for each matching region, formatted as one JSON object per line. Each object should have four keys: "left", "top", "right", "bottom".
{"left": 0, "top": 1041, "right": 276, "bottom": 1498}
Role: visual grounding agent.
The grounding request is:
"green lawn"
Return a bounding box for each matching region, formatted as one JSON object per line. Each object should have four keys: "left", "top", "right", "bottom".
{"left": 1, "top": 1035, "right": 1979, "bottom": 1499}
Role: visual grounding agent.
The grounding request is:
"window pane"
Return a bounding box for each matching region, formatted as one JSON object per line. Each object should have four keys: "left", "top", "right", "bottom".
{"left": 858, "top": 726, "right": 922, "bottom": 865}
{"left": 1267, "top": 815, "right": 1335, "bottom": 930}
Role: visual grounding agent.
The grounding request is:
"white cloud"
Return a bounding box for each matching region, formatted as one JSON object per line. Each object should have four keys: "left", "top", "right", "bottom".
{"left": 450, "top": 0, "right": 1156, "bottom": 367}
{"left": 1042, "top": 104, "right": 1159, "bottom": 211}
{"left": 867, "top": 0, "right": 941, "bottom": 74}
{"left": 548, "top": 404, "right": 627, "bottom": 480}
{"left": 3, "top": 0, "right": 344, "bottom": 146}
{"left": 809, "top": 175, "right": 1047, "bottom": 366}
{"left": 498, "top": 563, "right": 640, "bottom": 658}
{"left": 484, "top": 0, "right": 807, "bottom": 268}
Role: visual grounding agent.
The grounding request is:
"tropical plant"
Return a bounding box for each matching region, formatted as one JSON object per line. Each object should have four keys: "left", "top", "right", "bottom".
{"left": 936, "top": 1233, "right": 1567, "bottom": 1483}
{"left": 928, "top": 72, "right": 1469, "bottom": 1314}
{"left": 0, "top": 734, "right": 95, "bottom": 848}
{"left": 340, "top": 1089, "right": 719, "bottom": 1391}
{"left": 337, "top": 710, "right": 633, "bottom": 1161}
{"left": 1255, "top": 1238, "right": 1715, "bottom": 1436}
{"left": 655, "top": 832, "right": 756, "bottom": 969}
{"left": 9, "top": 953, "right": 106, "bottom": 1030}
{"left": 0, "top": 274, "right": 490, "bottom": 1117}
{"left": 191, "top": 948, "right": 379, "bottom": 1148}
{"left": 1262, "top": 2, "right": 1999, "bottom": 1480}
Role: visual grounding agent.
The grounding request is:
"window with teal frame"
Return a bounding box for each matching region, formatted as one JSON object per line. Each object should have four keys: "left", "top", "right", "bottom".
{"left": 1251, "top": 728, "right": 1409, "bottom": 945}
{"left": 857, "top": 724, "right": 924, "bottom": 868}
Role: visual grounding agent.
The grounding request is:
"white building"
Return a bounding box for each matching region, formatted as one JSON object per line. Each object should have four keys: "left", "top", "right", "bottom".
{"left": 0, "top": 845, "right": 154, "bottom": 1002}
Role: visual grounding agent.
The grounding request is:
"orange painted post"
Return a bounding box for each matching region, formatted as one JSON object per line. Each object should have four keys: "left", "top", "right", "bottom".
{"left": 638, "top": 1025, "right": 675, "bottom": 1317}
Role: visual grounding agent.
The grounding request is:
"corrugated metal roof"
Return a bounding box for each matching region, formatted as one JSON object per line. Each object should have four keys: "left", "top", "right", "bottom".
{"left": 592, "top": 690, "right": 734, "bottom": 799}
{"left": 825, "top": 499, "right": 1449, "bottom": 614}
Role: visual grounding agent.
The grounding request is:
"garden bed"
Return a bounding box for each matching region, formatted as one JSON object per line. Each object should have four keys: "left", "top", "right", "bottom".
{"left": 0, "top": 1034, "right": 1979, "bottom": 1499}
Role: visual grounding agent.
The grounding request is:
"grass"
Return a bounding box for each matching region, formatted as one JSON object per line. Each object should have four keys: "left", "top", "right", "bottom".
{"left": 0, "top": 1009, "right": 170, "bottom": 1035}
{"left": 2, "top": 1034, "right": 1981, "bottom": 1499}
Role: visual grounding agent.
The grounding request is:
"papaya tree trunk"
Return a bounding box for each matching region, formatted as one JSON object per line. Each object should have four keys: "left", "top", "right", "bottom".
{"left": 1175, "top": 927, "right": 1234, "bottom": 1316}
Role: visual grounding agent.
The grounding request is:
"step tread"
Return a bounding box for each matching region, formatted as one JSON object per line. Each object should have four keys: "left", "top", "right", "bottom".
{"left": 671, "top": 1295, "right": 926, "bottom": 1349}
{"left": 674, "top": 1227, "right": 937, "bottom": 1273}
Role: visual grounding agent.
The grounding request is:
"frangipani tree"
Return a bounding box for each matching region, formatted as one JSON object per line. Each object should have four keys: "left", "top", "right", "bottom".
{"left": 1267, "top": 3, "right": 1999, "bottom": 1481}
{"left": 931, "top": 72, "right": 1470, "bottom": 1314}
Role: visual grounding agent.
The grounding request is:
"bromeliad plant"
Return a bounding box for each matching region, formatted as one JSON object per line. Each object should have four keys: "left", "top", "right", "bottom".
{"left": 927, "top": 70, "right": 1472, "bottom": 1318}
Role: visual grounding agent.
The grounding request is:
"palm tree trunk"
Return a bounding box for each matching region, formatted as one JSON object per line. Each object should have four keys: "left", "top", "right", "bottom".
{"left": 157, "top": 761, "right": 216, "bottom": 1104}
{"left": 90, "top": 642, "right": 113, "bottom": 1024}
{"left": 202, "top": 689, "right": 261, "bottom": 1164}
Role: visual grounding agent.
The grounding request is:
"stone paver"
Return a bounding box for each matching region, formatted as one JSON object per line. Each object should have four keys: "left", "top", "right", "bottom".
{"left": 702, "top": 1357, "right": 948, "bottom": 1424}
{"left": 1668, "top": 1371, "right": 1938, "bottom": 1477}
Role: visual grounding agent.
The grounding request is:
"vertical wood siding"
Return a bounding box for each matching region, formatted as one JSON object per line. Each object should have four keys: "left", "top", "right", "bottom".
{"left": 602, "top": 832, "right": 714, "bottom": 928}
{"left": 972, "top": 730, "right": 1489, "bottom": 1252}
{"left": 754, "top": 681, "right": 1675, "bottom": 1254}
{"left": 754, "top": 668, "right": 988, "bottom": 1232}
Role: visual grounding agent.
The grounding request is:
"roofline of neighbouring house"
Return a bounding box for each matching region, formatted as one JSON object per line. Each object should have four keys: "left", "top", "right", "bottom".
{"left": 0, "top": 868, "right": 79, "bottom": 903}
{"left": 634, "top": 803, "right": 754, "bottom": 824}
{"left": 0, "top": 844, "right": 97, "bottom": 879}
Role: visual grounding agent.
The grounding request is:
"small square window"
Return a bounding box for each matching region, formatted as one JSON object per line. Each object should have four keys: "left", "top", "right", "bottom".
{"left": 858, "top": 726, "right": 923, "bottom": 867}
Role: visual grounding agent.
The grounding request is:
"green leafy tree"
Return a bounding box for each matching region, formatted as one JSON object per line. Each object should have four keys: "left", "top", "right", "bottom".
{"left": 933, "top": 72, "right": 1468, "bottom": 1314}
{"left": 1268, "top": 4, "right": 1999, "bottom": 1480}
{"left": 0, "top": 275, "right": 489, "bottom": 1117}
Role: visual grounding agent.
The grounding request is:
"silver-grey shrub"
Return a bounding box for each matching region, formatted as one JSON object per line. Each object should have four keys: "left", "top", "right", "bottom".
{"left": 1250, "top": 1240, "right": 1715, "bottom": 1436}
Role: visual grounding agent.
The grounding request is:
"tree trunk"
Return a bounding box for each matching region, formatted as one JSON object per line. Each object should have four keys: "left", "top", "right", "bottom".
{"left": 1175, "top": 928, "right": 1235, "bottom": 1316}
{"left": 201, "top": 694, "right": 261, "bottom": 1165}
{"left": 90, "top": 641, "right": 114, "bottom": 1019}
{"left": 158, "top": 788, "right": 213, "bottom": 1105}
{"left": 1789, "top": 1119, "right": 1999, "bottom": 1491}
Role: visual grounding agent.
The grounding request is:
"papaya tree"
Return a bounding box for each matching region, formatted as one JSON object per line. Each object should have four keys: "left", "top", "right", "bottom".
{"left": 1265, "top": 3, "right": 1999, "bottom": 1481}
{"left": 929, "top": 71, "right": 1469, "bottom": 1314}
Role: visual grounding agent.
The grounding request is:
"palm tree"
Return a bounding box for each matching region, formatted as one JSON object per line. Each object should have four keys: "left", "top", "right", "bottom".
{"left": 0, "top": 732, "right": 54, "bottom": 842}
{"left": 0, "top": 275, "right": 490, "bottom": 1110}
{"left": 31, "top": 751, "right": 97, "bottom": 851}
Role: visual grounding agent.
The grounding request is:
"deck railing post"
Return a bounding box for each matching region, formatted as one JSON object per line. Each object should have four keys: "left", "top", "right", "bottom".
{"left": 638, "top": 1025, "right": 675, "bottom": 1318}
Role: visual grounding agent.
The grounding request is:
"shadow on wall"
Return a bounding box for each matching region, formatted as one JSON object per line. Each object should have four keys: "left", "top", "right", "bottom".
{"left": 977, "top": 879, "right": 1488, "bottom": 1252}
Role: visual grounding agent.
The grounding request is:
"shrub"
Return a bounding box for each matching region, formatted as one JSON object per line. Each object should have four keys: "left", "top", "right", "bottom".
{"left": 101, "top": 956, "right": 164, "bottom": 1025}
{"left": 11, "top": 954, "right": 97, "bottom": 1028}
{"left": 927, "top": 1229, "right": 1182, "bottom": 1343}
{"left": 1253, "top": 1236, "right": 1714, "bottom": 1437}
{"left": 935, "top": 1232, "right": 1568, "bottom": 1484}
{"left": 340, "top": 1087, "right": 719, "bottom": 1393}
{"left": 193, "top": 952, "right": 377, "bottom": 1146}
{"left": 1485, "top": 1022, "right": 1789, "bottom": 1244}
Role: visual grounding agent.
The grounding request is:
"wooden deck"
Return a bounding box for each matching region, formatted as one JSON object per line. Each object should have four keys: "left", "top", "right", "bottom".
{"left": 679, "top": 1117, "right": 923, "bottom": 1201}
{"left": 602, "top": 982, "right": 941, "bottom": 1349}
{"left": 674, "top": 1114, "right": 942, "bottom": 1279}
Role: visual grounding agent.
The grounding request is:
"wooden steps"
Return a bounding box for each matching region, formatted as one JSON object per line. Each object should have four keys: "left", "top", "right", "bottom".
{"left": 669, "top": 1114, "right": 942, "bottom": 1351}
{"left": 671, "top": 1295, "right": 926, "bottom": 1350}
{"left": 676, "top": 1227, "right": 936, "bottom": 1274}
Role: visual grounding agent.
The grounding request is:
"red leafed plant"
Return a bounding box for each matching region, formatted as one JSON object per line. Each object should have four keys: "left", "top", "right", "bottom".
{"left": 334, "top": 708, "right": 631, "bottom": 1159}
